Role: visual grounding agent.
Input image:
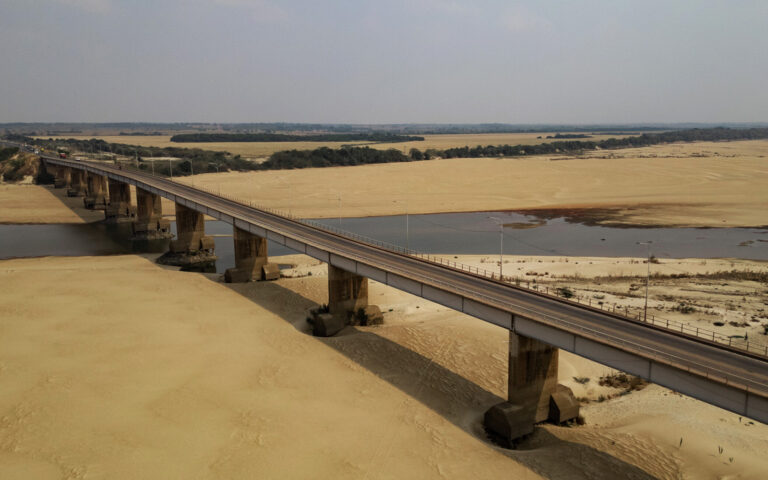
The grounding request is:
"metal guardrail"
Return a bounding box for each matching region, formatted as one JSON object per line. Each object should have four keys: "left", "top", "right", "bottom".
{"left": 181, "top": 178, "right": 768, "bottom": 360}
{"left": 33, "top": 149, "right": 768, "bottom": 361}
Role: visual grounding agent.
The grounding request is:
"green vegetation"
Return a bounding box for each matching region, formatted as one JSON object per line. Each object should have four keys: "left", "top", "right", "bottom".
{"left": 170, "top": 133, "right": 424, "bottom": 143}
{"left": 546, "top": 133, "right": 591, "bottom": 139}
{"left": 408, "top": 127, "right": 768, "bottom": 159}
{"left": 556, "top": 286, "right": 575, "bottom": 298}
{"left": 262, "top": 147, "right": 409, "bottom": 169}
{"left": 0, "top": 147, "right": 22, "bottom": 181}
{"left": 0, "top": 146, "right": 18, "bottom": 162}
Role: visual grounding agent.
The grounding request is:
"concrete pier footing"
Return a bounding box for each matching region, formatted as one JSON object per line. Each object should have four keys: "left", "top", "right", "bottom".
{"left": 483, "top": 331, "right": 579, "bottom": 446}
{"left": 54, "top": 166, "right": 70, "bottom": 189}
{"left": 66, "top": 170, "right": 86, "bottom": 197}
{"left": 224, "top": 227, "right": 278, "bottom": 282}
{"left": 84, "top": 173, "right": 107, "bottom": 210}
{"left": 104, "top": 179, "right": 136, "bottom": 223}
{"left": 156, "top": 203, "right": 216, "bottom": 265}
{"left": 131, "top": 187, "right": 172, "bottom": 239}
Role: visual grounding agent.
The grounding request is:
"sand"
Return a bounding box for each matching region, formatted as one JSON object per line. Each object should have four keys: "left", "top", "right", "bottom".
{"left": 0, "top": 184, "right": 104, "bottom": 224}
{"left": 1, "top": 253, "right": 767, "bottom": 479}
{"left": 172, "top": 140, "right": 768, "bottom": 228}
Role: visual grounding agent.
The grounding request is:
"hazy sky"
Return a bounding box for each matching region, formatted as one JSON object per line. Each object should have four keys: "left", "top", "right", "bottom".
{"left": 1, "top": 0, "right": 767, "bottom": 124}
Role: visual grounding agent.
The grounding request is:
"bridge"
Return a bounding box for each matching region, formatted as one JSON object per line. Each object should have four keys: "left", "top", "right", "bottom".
{"left": 22, "top": 149, "right": 768, "bottom": 443}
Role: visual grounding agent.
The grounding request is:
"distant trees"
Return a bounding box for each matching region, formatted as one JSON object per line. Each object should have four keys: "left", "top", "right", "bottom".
{"left": 170, "top": 133, "right": 425, "bottom": 143}
{"left": 261, "top": 147, "right": 411, "bottom": 170}
{"left": 406, "top": 127, "right": 768, "bottom": 160}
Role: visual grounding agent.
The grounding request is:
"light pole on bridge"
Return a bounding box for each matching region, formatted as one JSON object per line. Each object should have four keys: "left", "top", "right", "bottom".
{"left": 637, "top": 240, "right": 653, "bottom": 322}
{"left": 393, "top": 199, "right": 409, "bottom": 251}
{"left": 489, "top": 216, "right": 506, "bottom": 281}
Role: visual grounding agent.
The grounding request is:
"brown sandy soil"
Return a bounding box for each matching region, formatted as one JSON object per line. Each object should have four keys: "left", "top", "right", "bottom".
{"left": 0, "top": 184, "right": 104, "bottom": 224}
{"left": 173, "top": 140, "right": 768, "bottom": 228}
{"left": 2, "top": 253, "right": 766, "bottom": 479}
{"left": 36, "top": 132, "right": 637, "bottom": 160}
{"left": 0, "top": 184, "right": 182, "bottom": 224}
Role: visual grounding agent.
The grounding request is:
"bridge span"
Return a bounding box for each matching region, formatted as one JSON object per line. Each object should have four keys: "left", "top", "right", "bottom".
{"left": 34, "top": 154, "right": 768, "bottom": 443}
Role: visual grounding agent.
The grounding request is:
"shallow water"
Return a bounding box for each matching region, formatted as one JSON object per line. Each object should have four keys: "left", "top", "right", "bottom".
{"left": 1, "top": 211, "right": 767, "bottom": 274}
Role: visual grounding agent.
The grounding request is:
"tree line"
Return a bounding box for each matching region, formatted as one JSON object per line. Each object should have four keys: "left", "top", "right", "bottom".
{"left": 5, "top": 127, "right": 767, "bottom": 177}
{"left": 169, "top": 133, "right": 425, "bottom": 143}
{"left": 408, "top": 127, "right": 768, "bottom": 160}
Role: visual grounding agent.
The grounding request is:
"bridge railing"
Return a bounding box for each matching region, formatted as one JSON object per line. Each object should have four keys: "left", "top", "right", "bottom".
{"left": 42, "top": 153, "right": 768, "bottom": 360}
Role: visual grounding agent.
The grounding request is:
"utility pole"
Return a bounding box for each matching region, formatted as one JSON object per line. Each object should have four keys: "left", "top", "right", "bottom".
{"left": 637, "top": 241, "right": 653, "bottom": 321}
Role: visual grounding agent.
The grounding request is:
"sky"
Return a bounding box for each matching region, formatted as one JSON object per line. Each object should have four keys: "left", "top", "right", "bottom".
{"left": 1, "top": 0, "right": 767, "bottom": 124}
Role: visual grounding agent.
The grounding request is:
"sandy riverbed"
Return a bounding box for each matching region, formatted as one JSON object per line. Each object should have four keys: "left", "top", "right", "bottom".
{"left": 1, "top": 253, "right": 767, "bottom": 479}
{"left": 173, "top": 140, "right": 768, "bottom": 228}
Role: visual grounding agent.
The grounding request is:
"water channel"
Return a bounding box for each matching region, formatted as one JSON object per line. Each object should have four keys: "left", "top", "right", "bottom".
{"left": 1, "top": 211, "right": 767, "bottom": 273}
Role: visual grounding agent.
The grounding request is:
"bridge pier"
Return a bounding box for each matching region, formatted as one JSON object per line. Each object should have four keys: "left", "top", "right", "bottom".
{"left": 84, "top": 173, "right": 107, "bottom": 210}
{"left": 54, "top": 166, "right": 70, "bottom": 189}
{"left": 157, "top": 203, "right": 216, "bottom": 266}
{"left": 131, "top": 187, "right": 172, "bottom": 239}
{"left": 66, "top": 169, "right": 86, "bottom": 197}
{"left": 311, "top": 265, "right": 382, "bottom": 337}
{"left": 225, "top": 227, "right": 279, "bottom": 282}
{"left": 483, "top": 331, "right": 579, "bottom": 446}
{"left": 104, "top": 179, "right": 136, "bottom": 223}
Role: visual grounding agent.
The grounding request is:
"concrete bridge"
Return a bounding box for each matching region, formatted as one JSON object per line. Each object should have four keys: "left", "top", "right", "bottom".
{"left": 32, "top": 154, "right": 768, "bottom": 444}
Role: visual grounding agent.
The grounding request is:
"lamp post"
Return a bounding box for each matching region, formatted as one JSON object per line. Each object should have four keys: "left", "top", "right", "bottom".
{"left": 338, "top": 193, "right": 342, "bottom": 227}
{"left": 394, "top": 199, "right": 410, "bottom": 251}
{"left": 637, "top": 241, "right": 653, "bottom": 321}
{"left": 489, "top": 216, "right": 505, "bottom": 280}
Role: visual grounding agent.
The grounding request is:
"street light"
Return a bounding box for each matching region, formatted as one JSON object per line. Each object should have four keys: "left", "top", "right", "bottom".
{"left": 338, "top": 193, "right": 342, "bottom": 226}
{"left": 393, "top": 199, "right": 409, "bottom": 251}
{"left": 489, "top": 216, "right": 506, "bottom": 280}
{"left": 637, "top": 241, "right": 653, "bottom": 321}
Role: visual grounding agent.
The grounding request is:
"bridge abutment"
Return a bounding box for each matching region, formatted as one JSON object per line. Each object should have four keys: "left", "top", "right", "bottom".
{"left": 132, "top": 187, "right": 172, "bottom": 239}
{"left": 105, "top": 179, "right": 136, "bottom": 223}
{"left": 157, "top": 203, "right": 216, "bottom": 266}
{"left": 225, "top": 227, "right": 279, "bottom": 282}
{"left": 484, "top": 331, "right": 579, "bottom": 446}
{"left": 66, "top": 170, "right": 86, "bottom": 197}
{"left": 84, "top": 173, "right": 107, "bottom": 210}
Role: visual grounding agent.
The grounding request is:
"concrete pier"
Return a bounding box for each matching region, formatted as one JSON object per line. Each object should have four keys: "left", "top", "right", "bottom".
{"left": 156, "top": 203, "right": 216, "bottom": 265}
{"left": 483, "top": 331, "right": 579, "bottom": 445}
{"left": 84, "top": 173, "right": 107, "bottom": 210}
{"left": 329, "top": 265, "right": 369, "bottom": 319}
{"left": 224, "top": 227, "right": 279, "bottom": 283}
{"left": 66, "top": 169, "right": 86, "bottom": 197}
{"left": 131, "top": 187, "right": 172, "bottom": 239}
{"left": 54, "top": 166, "right": 70, "bottom": 189}
{"left": 104, "top": 179, "right": 136, "bottom": 223}
{"left": 310, "top": 265, "right": 384, "bottom": 337}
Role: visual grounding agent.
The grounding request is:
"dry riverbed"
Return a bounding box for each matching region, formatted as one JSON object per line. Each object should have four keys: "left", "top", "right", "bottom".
{"left": 1, "top": 253, "right": 767, "bottom": 479}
